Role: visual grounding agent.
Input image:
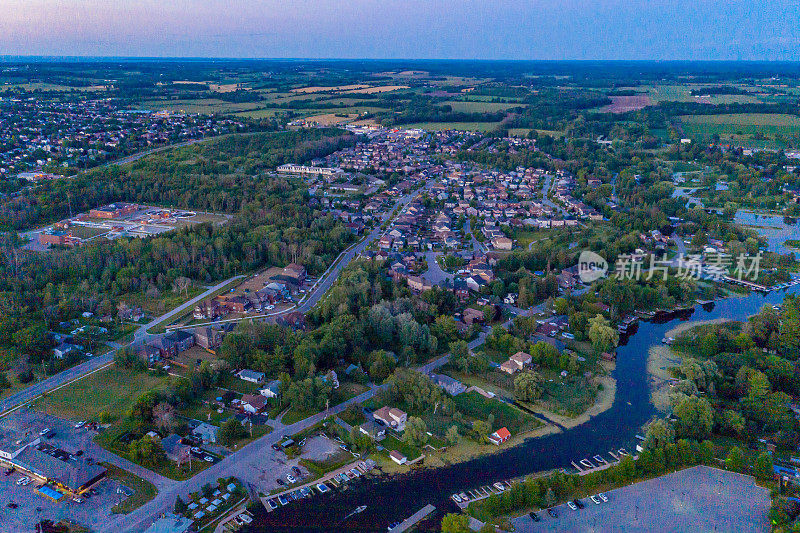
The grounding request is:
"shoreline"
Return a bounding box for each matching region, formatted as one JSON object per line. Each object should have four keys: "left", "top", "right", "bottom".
{"left": 647, "top": 317, "right": 731, "bottom": 412}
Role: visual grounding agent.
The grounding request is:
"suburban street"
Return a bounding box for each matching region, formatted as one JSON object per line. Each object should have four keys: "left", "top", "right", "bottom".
{"left": 0, "top": 276, "right": 244, "bottom": 417}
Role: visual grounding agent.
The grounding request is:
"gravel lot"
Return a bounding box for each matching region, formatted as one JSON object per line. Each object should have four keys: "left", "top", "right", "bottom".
{"left": 510, "top": 466, "right": 770, "bottom": 533}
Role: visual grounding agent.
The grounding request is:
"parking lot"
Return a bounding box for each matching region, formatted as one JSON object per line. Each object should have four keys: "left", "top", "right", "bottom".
{"left": 511, "top": 466, "right": 770, "bottom": 532}
{"left": 0, "top": 465, "right": 131, "bottom": 531}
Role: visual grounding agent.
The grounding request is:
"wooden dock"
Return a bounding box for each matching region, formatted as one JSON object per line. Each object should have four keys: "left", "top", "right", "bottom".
{"left": 389, "top": 504, "right": 436, "bottom": 532}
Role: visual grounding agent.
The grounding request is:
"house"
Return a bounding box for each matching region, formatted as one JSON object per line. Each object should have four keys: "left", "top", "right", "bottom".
{"left": 431, "top": 374, "right": 467, "bottom": 396}
{"left": 161, "top": 434, "right": 190, "bottom": 462}
{"left": 491, "top": 236, "right": 513, "bottom": 250}
{"left": 389, "top": 450, "right": 407, "bottom": 465}
{"left": 359, "top": 420, "right": 386, "bottom": 440}
{"left": 53, "top": 343, "right": 80, "bottom": 359}
{"left": 137, "top": 344, "right": 162, "bottom": 365}
{"left": 462, "top": 307, "right": 485, "bottom": 326}
{"left": 241, "top": 394, "right": 268, "bottom": 414}
{"left": 500, "top": 360, "right": 518, "bottom": 375}
{"left": 323, "top": 370, "right": 339, "bottom": 389}
{"left": 488, "top": 427, "right": 511, "bottom": 445}
{"left": 237, "top": 369, "right": 265, "bottom": 384}
{"left": 373, "top": 406, "right": 407, "bottom": 431}
{"left": 194, "top": 326, "right": 225, "bottom": 350}
{"left": 155, "top": 330, "right": 194, "bottom": 357}
{"left": 509, "top": 351, "right": 532, "bottom": 370}
{"left": 259, "top": 379, "right": 282, "bottom": 398}
{"left": 282, "top": 263, "right": 307, "bottom": 284}
{"left": 192, "top": 422, "right": 218, "bottom": 444}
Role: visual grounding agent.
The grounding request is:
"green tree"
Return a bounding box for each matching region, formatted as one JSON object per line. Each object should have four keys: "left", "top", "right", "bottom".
{"left": 514, "top": 371, "right": 542, "bottom": 403}
{"left": 754, "top": 452, "right": 774, "bottom": 481}
{"left": 673, "top": 395, "right": 713, "bottom": 440}
{"left": 587, "top": 314, "right": 618, "bottom": 353}
{"left": 473, "top": 420, "right": 491, "bottom": 443}
{"left": 725, "top": 446, "right": 745, "bottom": 472}
{"left": 218, "top": 418, "right": 247, "bottom": 446}
{"left": 446, "top": 425, "right": 460, "bottom": 446}
{"left": 174, "top": 495, "right": 188, "bottom": 515}
{"left": 403, "top": 416, "right": 429, "bottom": 447}
{"left": 440, "top": 513, "right": 470, "bottom": 533}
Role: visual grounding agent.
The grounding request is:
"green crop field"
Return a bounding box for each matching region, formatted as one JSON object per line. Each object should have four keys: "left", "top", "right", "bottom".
{"left": 679, "top": 113, "right": 800, "bottom": 146}
{"left": 442, "top": 100, "right": 526, "bottom": 113}
{"left": 405, "top": 121, "right": 503, "bottom": 132}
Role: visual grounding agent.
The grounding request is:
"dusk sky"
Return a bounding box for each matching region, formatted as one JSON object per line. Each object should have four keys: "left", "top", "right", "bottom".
{"left": 2, "top": 0, "right": 799, "bottom": 60}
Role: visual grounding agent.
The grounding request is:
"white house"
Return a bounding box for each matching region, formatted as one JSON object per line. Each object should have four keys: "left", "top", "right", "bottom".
{"left": 237, "top": 369, "right": 265, "bottom": 384}
{"left": 259, "top": 380, "right": 282, "bottom": 398}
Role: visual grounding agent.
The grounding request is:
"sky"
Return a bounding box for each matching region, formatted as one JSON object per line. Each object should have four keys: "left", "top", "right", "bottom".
{"left": 1, "top": 0, "right": 799, "bottom": 60}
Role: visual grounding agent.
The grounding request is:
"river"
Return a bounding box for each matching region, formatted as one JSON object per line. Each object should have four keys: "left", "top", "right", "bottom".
{"left": 246, "top": 285, "right": 800, "bottom": 532}
{"left": 734, "top": 210, "right": 800, "bottom": 258}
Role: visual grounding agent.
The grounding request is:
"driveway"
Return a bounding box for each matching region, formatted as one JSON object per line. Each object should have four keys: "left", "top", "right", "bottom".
{"left": 421, "top": 251, "right": 454, "bottom": 285}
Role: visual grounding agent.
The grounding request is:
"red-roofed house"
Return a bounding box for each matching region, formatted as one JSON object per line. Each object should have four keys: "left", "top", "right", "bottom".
{"left": 488, "top": 427, "right": 511, "bottom": 445}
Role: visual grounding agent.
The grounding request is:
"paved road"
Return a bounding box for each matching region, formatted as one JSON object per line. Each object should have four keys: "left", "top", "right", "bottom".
{"left": 464, "top": 219, "right": 486, "bottom": 254}
{"left": 421, "top": 251, "right": 454, "bottom": 285}
{"left": 110, "top": 386, "right": 381, "bottom": 532}
{"left": 0, "top": 276, "right": 243, "bottom": 417}
{"left": 541, "top": 173, "right": 567, "bottom": 216}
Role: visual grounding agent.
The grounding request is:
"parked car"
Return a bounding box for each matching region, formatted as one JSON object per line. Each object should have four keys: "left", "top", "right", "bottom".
{"left": 6, "top": 502, "right": 17, "bottom": 509}
{"left": 74, "top": 421, "right": 86, "bottom": 429}
{"left": 528, "top": 512, "right": 540, "bottom": 522}
{"left": 238, "top": 514, "right": 253, "bottom": 524}
{"left": 590, "top": 495, "right": 601, "bottom": 505}
{"left": 599, "top": 492, "right": 609, "bottom": 502}
{"left": 573, "top": 498, "right": 585, "bottom": 509}
{"left": 72, "top": 497, "right": 83, "bottom": 504}
{"left": 16, "top": 477, "right": 30, "bottom": 486}
{"left": 567, "top": 501, "right": 577, "bottom": 510}
{"left": 4, "top": 468, "right": 13, "bottom": 476}
{"left": 276, "top": 479, "right": 285, "bottom": 486}
{"left": 271, "top": 443, "right": 281, "bottom": 451}
{"left": 267, "top": 499, "right": 278, "bottom": 510}
{"left": 292, "top": 466, "right": 302, "bottom": 475}
{"left": 547, "top": 508, "right": 558, "bottom": 518}
{"left": 287, "top": 474, "right": 296, "bottom": 483}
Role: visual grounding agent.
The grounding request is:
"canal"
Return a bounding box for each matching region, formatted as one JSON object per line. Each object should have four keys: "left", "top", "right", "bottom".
{"left": 247, "top": 285, "right": 799, "bottom": 532}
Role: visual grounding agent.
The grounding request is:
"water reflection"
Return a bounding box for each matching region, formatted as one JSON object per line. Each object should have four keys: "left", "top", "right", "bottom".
{"left": 247, "top": 286, "right": 799, "bottom": 532}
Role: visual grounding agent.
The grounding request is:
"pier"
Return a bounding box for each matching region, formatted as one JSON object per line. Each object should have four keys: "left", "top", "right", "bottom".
{"left": 388, "top": 504, "right": 436, "bottom": 532}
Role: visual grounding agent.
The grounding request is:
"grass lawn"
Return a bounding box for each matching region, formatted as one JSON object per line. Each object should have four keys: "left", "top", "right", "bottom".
{"left": 299, "top": 448, "right": 354, "bottom": 477}
{"left": 453, "top": 391, "right": 541, "bottom": 435}
{"left": 33, "top": 365, "right": 172, "bottom": 421}
{"left": 679, "top": 113, "right": 800, "bottom": 148}
{"left": 537, "top": 373, "right": 599, "bottom": 417}
{"left": 379, "top": 435, "right": 422, "bottom": 460}
{"left": 101, "top": 462, "right": 157, "bottom": 514}
{"left": 217, "top": 372, "right": 262, "bottom": 395}
{"left": 338, "top": 405, "right": 365, "bottom": 426}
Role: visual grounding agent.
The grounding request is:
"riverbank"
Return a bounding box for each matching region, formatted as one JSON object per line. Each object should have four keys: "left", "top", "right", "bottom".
{"left": 518, "top": 371, "right": 616, "bottom": 430}
{"left": 647, "top": 318, "right": 731, "bottom": 412}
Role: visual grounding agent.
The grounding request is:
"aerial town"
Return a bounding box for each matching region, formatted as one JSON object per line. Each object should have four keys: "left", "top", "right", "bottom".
{"left": 1, "top": 28, "right": 800, "bottom": 533}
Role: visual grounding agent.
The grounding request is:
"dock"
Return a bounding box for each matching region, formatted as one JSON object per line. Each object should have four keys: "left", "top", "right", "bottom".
{"left": 388, "top": 504, "right": 436, "bottom": 532}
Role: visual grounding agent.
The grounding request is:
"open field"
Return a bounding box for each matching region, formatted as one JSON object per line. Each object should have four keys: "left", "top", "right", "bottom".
{"left": 346, "top": 85, "right": 410, "bottom": 94}
{"left": 596, "top": 94, "right": 653, "bottom": 113}
{"left": 32, "top": 365, "right": 173, "bottom": 421}
{"left": 290, "top": 84, "right": 370, "bottom": 93}
{"left": 140, "top": 98, "right": 262, "bottom": 114}
{"left": 442, "top": 100, "right": 526, "bottom": 113}
{"left": 679, "top": 113, "right": 800, "bottom": 146}
{"left": 405, "top": 121, "right": 502, "bottom": 132}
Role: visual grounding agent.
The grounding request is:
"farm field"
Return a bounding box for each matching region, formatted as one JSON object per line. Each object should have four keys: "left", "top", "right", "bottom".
{"left": 405, "top": 121, "right": 502, "bottom": 132}
{"left": 442, "top": 100, "right": 526, "bottom": 112}
{"left": 679, "top": 113, "right": 800, "bottom": 146}
{"left": 140, "top": 98, "right": 262, "bottom": 114}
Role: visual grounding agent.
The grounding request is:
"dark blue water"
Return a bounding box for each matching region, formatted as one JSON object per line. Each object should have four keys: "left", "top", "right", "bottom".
{"left": 248, "top": 286, "right": 799, "bottom": 532}
{"left": 734, "top": 210, "right": 800, "bottom": 258}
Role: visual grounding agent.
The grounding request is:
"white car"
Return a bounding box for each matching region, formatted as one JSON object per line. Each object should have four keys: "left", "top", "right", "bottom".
{"left": 16, "top": 477, "right": 30, "bottom": 486}
{"left": 266, "top": 305, "right": 275, "bottom": 310}
{"left": 287, "top": 474, "right": 296, "bottom": 483}
{"left": 191, "top": 447, "right": 201, "bottom": 453}
{"left": 590, "top": 495, "right": 601, "bottom": 505}
{"left": 203, "top": 456, "right": 214, "bottom": 463}
{"left": 238, "top": 514, "right": 253, "bottom": 524}
{"left": 599, "top": 492, "right": 609, "bottom": 502}
{"left": 75, "top": 421, "right": 86, "bottom": 428}
{"left": 567, "top": 501, "right": 577, "bottom": 510}
{"left": 72, "top": 497, "right": 83, "bottom": 503}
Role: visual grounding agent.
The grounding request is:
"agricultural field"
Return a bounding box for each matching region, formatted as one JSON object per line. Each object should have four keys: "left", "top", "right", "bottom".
{"left": 442, "top": 100, "right": 527, "bottom": 113}
{"left": 140, "top": 98, "right": 262, "bottom": 114}
{"left": 679, "top": 113, "right": 800, "bottom": 147}
{"left": 405, "top": 121, "right": 502, "bottom": 132}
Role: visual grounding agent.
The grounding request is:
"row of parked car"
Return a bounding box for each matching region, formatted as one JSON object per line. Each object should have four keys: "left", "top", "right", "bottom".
{"left": 529, "top": 493, "right": 609, "bottom": 522}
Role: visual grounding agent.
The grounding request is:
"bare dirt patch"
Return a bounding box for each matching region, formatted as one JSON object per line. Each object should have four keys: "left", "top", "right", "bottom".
{"left": 598, "top": 95, "right": 653, "bottom": 113}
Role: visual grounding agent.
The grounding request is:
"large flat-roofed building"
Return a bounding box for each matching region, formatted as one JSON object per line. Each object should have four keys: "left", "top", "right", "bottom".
{"left": 89, "top": 202, "right": 138, "bottom": 219}
{"left": 12, "top": 446, "right": 106, "bottom": 493}
{"left": 277, "top": 163, "right": 342, "bottom": 177}
{"left": 0, "top": 410, "right": 106, "bottom": 494}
